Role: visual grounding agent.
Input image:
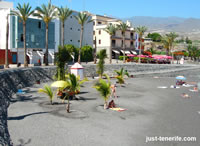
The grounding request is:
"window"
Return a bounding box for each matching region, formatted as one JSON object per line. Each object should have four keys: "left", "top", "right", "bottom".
{"left": 78, "top": 40, "right": 80, "bottom": 42}
{"left": 78, "top": 29, "right": 80, "bottom": 31}
{"left": 93, "top": 31, "right": 95, "bottom": 35}
{"left": 93, "top": 22, "right": 95, "bottom": 25}
{"left": 70, "top": 28, "right": 72, "bottom": 30}
{"left": 38, "top": 21, "right": 41, "bottom": 29}
{"left": 99, "top": 39, "right": 101, "bottom": 44}
{"left": 70, "top": 40, "right": 72, "bottom": 42}
{"left": 98, "top": 22, "right": 102, "bottom": 24}
{"left": 20, "top": 34, "right": 23, "bottom": 42}
{"left": 31, "top": 34, "right": 35, "bottom": 42}
{"left": 93, "top": 40, "right": 96, "bottom": 44}
{"left": 99, "top": 30, "right": 101, "bottom": 35}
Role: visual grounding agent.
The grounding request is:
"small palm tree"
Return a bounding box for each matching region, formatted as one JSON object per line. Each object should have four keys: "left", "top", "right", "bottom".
{"left": 64, "top": 73, "right": 79, "bottom": 113}
{"left": 34, "top": 3, "right": 56, "bottom": 66}
{"left": 38, "top": 85, "right": 54, "bottom": 104}
{"left": 94, "top": 75, "right": 111, "bottom": 109}
{"left": 115, "top": 68, "right": 129, "bottom": 85}
{"left": 97, "top": 49, "right": 107, "bottom": 78}
{"left": 104, "top": 24, "right": 118, "bottom": 64}
{"left": 74, "top": 12, "right": 92, "bottom": 63}
{"left": 117, "top": 22, "right": 129, "bottom": 63}
{"left": 57, "top": 6, "right": 72, "bottom": 47}
{"left": 135, "top": 26, "right": 147, "bottom": 64}
{"left": 10, "top": 3, "right": 34, "bottom": 67}
{"left": 162, "top": 36, "right": 170, "bottom": 55}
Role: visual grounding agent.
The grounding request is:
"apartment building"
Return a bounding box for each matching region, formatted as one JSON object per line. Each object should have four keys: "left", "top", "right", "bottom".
{"left": 0, "top": 1, "right": 93, "bottom": 64}
{"left": 92, "top": 14, "right": 135, "bottom": 58}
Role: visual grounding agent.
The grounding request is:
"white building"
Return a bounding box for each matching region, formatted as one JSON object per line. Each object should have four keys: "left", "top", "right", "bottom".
{"left": 91, "top": 14, "right": 135, "bottom": 58}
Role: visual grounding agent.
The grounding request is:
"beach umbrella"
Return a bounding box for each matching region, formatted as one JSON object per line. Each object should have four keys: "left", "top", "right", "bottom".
{"left": 176, "top": 76, "right": 186, "bottom": 80}
{"left": 127, "top": 54, "right": 135, "bottom": 57}
{"left": 51, "top": 80, "right": 68, "bottom": 88}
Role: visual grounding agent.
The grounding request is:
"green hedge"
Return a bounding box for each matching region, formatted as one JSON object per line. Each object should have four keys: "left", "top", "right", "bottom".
{"left": 119, "top": 56, "right": 128, "bottom": 60}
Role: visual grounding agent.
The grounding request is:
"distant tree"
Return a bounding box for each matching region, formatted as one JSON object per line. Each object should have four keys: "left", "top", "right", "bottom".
{"left": 81, "top": 46, "right": 94, "bottom": 62}
{"left": 104, "top": 24, "right": 118, "bottom": 64}
{"left": 10, "top": 3, "right": 34, "bottom": 67}
{"left": 74, "top": 12, "right": 92, "bottom": 64}
{"left": 57, "top": 6, "right": 72, "bottom": 47}
{"left": 117, "top": 22, "right": 129, "bottom": 63}
{"left": 135, "top": 26, "right": 147, "bottom": 64}
{"left": 185, "top": 37, "right": 192, "bottom": 44}
{"left": 97, "top": 49, "right": 107, "bottom": 78}
{"left": 34, "top": 3, "right": 56, "bottom": 66}
{"left": 147, "top": 33, "right": 162, "bottom": 42}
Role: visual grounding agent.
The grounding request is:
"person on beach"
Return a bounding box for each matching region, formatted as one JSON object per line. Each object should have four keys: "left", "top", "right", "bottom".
{"left": 110, "top": 84, "right": 117, "bottom": 98}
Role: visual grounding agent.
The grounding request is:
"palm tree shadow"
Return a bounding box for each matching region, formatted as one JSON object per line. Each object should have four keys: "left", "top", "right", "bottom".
{"left": 16, "top": 138, "right": 31, "bottom": 146}
{"left": 8, "top": 111, "right": 50, "bottom": 120}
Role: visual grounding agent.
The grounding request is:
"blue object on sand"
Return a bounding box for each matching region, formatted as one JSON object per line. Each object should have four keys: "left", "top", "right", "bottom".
{"left": 17, "top": 89, "right": 25, "bottom": 94}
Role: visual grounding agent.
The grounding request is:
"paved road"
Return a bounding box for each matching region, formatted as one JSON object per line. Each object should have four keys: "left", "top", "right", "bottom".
{"left": 8, "top": 69, "right": 200, "bottom": 146}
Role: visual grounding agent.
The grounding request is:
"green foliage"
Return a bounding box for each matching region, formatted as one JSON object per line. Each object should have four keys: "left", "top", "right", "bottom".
{"left": 118, "top": 56, "right": 128, "bottom": 60}
{"left": 147, "top": 33, "right": 162, "bottom": 42}
{"left": 185, "top": 37, "right": 192, "bottom": 44}
{"left": 97, "top": 49, "right": 107, "bottom": 78}
{"left": 65, "top": 44, "right": 79, "bottom": 62}
{"left": 133, "top": 57, "right": 139, "bottom": 62}
{"left": 187, "top": 45, "right": 200, "bottom": 60}
{"left": 93, "top": 75, "right": 111, "bottom": 105}
{"left": 56, "top": 6, "right": 72, "bottom": 23}
{"left": 38, "top": 85, "right": 54, "bottom": 104}
{"left": 81, "top": 46, "right": 94, "bottom": 62}
{"left": 114, "top": 68, "right": 129, "bottom": 85}
{"left": 148, "top": 48, "right": 156, "bottom": 54}
{"left": 55, "top": 45, "right": 71, "bottom": 80}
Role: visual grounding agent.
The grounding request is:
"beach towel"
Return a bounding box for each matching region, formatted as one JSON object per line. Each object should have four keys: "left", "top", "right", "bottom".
{"left": 189, "top": 89, "right": 198, "bottom": 92}
{"left": 110, "top": 108, "right": 127, "bottom": 112}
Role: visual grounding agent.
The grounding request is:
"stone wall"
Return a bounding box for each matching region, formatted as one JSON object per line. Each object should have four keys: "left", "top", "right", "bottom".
{"left": 0, "top": 66, "right": 56, "bottom": 146}
{"left": 81, "top": 63, "right": 197, "bottom": 77}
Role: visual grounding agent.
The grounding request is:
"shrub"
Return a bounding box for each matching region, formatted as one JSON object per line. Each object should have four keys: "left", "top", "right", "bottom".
{"left": 143, "top": 51, "right": 152, "bottom": 56}
{"left": 133, "top": 57, "right": 139, "bottom": 62}
{"left": 81, "top": 46, "right": 94, "bottom": 62}
{"left": 119, "top": 56, "right": 128, "bottom": 60}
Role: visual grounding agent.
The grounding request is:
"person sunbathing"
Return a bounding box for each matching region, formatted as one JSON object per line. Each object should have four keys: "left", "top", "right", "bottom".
{"left": 108, "top": 100, "right": 116, "bottom": 108}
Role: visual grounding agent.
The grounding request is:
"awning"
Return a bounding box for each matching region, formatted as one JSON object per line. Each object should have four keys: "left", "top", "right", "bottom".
{"left": 121, "top": 50, "right": 131, "bottom": 54}
{"left": 125, "top": 51, "right": 131, "bottom": 54}
{"left": 131, "top": 51, "right": 137, "bottom": 55}
{"left": 112, "top": 50, "right": 120, "bottom": 54}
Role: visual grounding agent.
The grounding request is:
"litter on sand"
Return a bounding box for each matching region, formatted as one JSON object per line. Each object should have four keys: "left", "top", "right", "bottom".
{"left": 181, "top": 93, "right": 191, "bottom": 98}
{"left": 157, "top": 86, "right": 168, "bottom": 89}
{"left": 110, "top": 108, "right": 127, "bottom": 112}
{"left": 153, "top": 76, "right": 159, "bottom": 79}
{"left": 189, "top": 89, "right": 198, "bottom": 92}
{"left": 170, "top": 85, "right": 180, "bottom": 89}
{"left": 182, "top": 84, "right": 194, "bottom": 87}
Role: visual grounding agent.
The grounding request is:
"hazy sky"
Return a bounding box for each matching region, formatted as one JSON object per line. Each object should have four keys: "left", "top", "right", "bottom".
{"left": 6, "top": 0, "right": 200, "bottom": 18}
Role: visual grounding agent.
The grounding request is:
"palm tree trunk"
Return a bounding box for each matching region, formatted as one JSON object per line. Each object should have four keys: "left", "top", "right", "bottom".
{"left": 138, "top": 36, "right": 142, "bottom": 64}
{"left": 67, "top": 96, "right": 70, "bottom": 113}
{"left": 78, "top": 26, "right": 83, "bottom": 64}
{"left": 123, "top": 34, "right": 125, "bottom": 63}
{"left": 5, "top": 15, "right": 9, "bottom": 68}
{"left": 23, "top": 22, "right": 28, "bottom": 67}
{"left": 45, "top": 23, "right": 49, "bottom": 66}
{"left": 110, "top": 35, "right": 112, "bottom": 64}
{"left": 62, "top": 21, "right": 64, "bottom": 47}
{"left": 166, "top": 48, "right": 169, "bottom": 56}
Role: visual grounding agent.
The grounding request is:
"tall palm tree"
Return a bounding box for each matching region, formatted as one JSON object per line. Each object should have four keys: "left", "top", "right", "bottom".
{"left": 74, "top": 12, "right": 92, "bottom": 64}
{"left": 117, "top": 22, "right": 129, "bottom": 63}
{"left": 10, "top": 3, "right": 34, "bottom": 67}
{"left": 166, "top": 32, "right": 178, "bottom": 63}
{"left": 104, "top": 24, "right": 118, "bottom": 64}
{"left": 5, "top": 14, "right": 9, "bottom": 68}
{"left": 135, "top": 26, "right": 147, "bottom": 64}
{"left": 57, "top": 6, "right": 72, "bottom": 47}
{"left": 34, "top": 3, "right": 56, "bottom": 66}
{"left": 94, "top": 75, "right": 111, "bottom": 109}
